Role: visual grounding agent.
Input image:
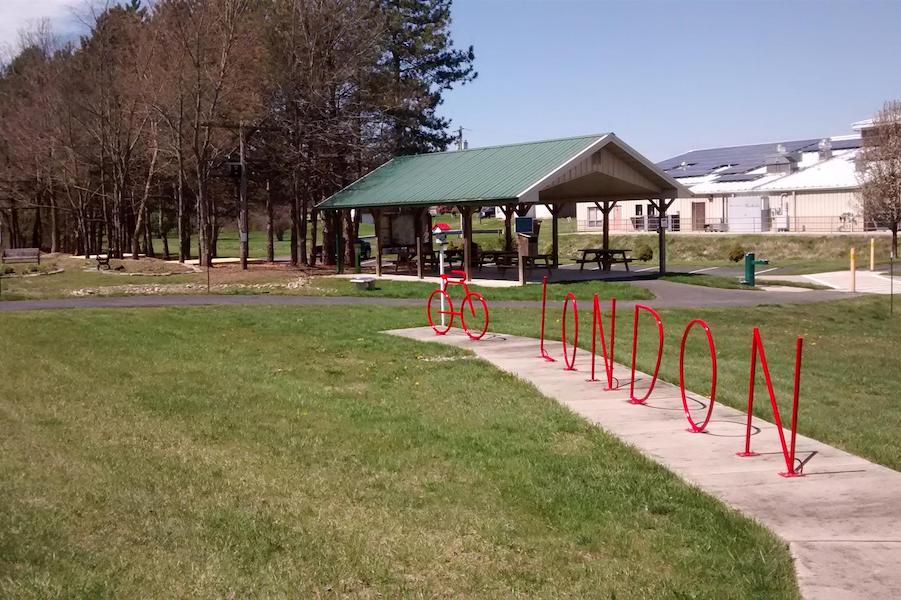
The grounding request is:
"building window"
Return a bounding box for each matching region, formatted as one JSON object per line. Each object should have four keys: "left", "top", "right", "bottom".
{"left": 635, "top": 205, "right": 643, "bottom": 216}
{"left": 587, "top": 207, "right": 602, "bottom": 228}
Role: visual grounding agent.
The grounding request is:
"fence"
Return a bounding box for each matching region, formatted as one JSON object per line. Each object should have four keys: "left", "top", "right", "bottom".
{"left": 577, "top": 215, "right": 886, "bottom": 234}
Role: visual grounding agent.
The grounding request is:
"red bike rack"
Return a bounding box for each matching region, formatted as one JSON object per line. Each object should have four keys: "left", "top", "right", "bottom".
{"left": 679, "top": 319, "right": 717, "bottom": 433}
{"left": 425, "top": 270, "right": 489, "bottom": 340}
{"left": 588, "top": 294, "right": 617, "bottom": 389}
{"left": 628, "top": 304, "right": 664, "bottom": 405}
{"left": 561, "top": 292, "right": 578, "bottom": 371}
{"left": 737, "top": 328, "right": 805, "bottom": 477}
{"left": 538, "top": 275, "right": 555, "bottom": 362}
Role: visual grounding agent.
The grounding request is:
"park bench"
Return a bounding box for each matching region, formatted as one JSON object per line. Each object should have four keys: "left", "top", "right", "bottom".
{"left": 96, "top": 250, "right": 112, "bottom": 270}
{"left": 1, "top": 248, "right": 40, "bottom": 264}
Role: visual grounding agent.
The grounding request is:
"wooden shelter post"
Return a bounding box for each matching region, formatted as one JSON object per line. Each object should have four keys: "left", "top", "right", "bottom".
{"left": 654, "top": 198, "right": 676, "bottom": 274}
{"left": 371, "top": 209, "right": 382, "bottom": 277}
{"left": 503, "top": 204, "right": 515, "bottom": 251}
{"left": 415, "top": 207, "right": 425, "bottom": 279}
{"left": 592, "top": 200, "right": 618, "bottom": 255}
{"left": 545, "top": 203, "right": 560, "bottom": 268}
{"left": 459, "top": 205, "right": 475, "bottom": 280}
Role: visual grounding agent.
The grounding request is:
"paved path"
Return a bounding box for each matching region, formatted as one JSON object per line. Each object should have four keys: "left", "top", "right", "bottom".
{"left": 0, "top": 280, "right": 855, "bottom": 313}
{"left": 387, "top": 327, "right": 901, "bottom": 600}
{"left": 792, "top": 269, "right": 901, "bottom": 295}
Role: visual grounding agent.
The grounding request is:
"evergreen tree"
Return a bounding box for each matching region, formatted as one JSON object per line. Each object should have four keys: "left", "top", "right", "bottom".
{"left": 379, "top": 0, "right": 476, "bottom": 155}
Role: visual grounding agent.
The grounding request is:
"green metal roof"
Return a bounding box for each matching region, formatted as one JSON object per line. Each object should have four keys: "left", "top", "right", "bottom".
{"left": 319, "top": 134, "right": 608, "bottom": 209}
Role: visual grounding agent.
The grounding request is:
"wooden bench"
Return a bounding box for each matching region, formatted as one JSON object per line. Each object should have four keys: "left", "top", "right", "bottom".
{"left": 522, "top": 254, "right": 552, "bottom": 271}
{"left": 96, "top": 250, "right": 112, "bottom": 270}
{"left": 1, "top": 248, "right": 40, "bottom": 264}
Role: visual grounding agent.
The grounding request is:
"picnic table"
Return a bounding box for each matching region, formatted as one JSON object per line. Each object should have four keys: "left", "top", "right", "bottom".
{"left": 478, "top": 250, "right": 519, "bottom": 268}
{"left": 575, "top": 248, "right": 634, "bottom": 272}
{"left": 478, "top": 250, "right": 552, "bottom": 272}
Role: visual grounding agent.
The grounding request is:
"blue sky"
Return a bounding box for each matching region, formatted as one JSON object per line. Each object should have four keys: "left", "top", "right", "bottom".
{"left": 3, "top": 0, "right": 900, "bottom": 161}
{"left": 442, "top": 0, "right": 901, "bottom": 160}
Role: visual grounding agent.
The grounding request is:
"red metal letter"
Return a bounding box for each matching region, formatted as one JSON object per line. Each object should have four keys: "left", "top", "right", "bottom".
{"left": 628, "top": 304, "right": 664, "bottom": 405}
{"left": 538, "top": 275, "right": 555, "bottom": 361}
{"left": 679, "top": 319, "right": 717, "bottom": 432}
{"left": 737, "top": 328, "right": 805, "bottom": 477}
{"left": 589, "top": 294, "right": 617, "bottom": 389}
{"left": 562, "top": 292, "right": 578, "bottom": 370}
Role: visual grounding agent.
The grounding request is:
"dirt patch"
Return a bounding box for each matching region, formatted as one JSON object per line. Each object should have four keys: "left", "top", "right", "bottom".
{"left": 71, "top": 276, "right": 311, "bottom": 297}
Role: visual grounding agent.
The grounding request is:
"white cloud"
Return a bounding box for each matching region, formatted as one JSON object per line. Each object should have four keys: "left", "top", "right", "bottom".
{"left": 0, "top": 0, "right": 85, "bottom": 56}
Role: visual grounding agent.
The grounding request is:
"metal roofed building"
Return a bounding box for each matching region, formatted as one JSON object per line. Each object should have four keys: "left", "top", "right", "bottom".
{"left": 319, "top": 133, "right": 691, "bottom": 279}
{"left": 575, "top": 124, "right": 869, "bottom": 234}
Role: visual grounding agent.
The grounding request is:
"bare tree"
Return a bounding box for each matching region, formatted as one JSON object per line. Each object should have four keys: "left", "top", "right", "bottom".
{"left": 858, "top": 100, "right": 901, "bottom": 256}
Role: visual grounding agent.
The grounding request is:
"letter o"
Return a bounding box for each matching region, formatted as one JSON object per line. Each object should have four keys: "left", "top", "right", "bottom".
{"left": 679, "top": 319, "right": 717, "bottom": 432}
{"left": 562, "top": 293, "right": 578, "bottom": 370}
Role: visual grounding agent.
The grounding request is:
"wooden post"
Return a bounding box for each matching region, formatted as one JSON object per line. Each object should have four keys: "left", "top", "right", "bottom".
{"left": 415, "top": 208, "right": 424, "bottom": 279}
{"left": 460, "top": 205, "right": 474, "bottom": 281}
{"left": 546, "top": 204, "right": 560, "bottom": 268}
{"left": 656, "top": 199, "right": 675, "bottom": 275}
{"left": 372, "top": 209, "right": 382, "bottom": 277}
{"left": 503, "top": 204, "right": 514, "bottom": 251}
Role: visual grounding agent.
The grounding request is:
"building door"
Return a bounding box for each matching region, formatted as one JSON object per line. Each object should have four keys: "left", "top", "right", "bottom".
{"left": 692, "top": 201, "right": 706, "bottom": 231}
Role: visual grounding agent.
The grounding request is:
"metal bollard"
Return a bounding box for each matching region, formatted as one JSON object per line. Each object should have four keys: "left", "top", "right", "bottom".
{"left": 850, "top": 247, "right": 856, "bottom": 292}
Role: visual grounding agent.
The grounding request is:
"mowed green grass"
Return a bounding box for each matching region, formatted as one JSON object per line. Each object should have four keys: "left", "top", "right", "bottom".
{"left": 487, "top": 296, "right": 901, "bottom": 471}
{"left": 311, "top": 277, "right": 653, "bottom": 302}
{"left": 0, "top": 306, "right": 797, "bottom": 598}
{"left": 556, "top": 232, "right": 893, "bottom": 273}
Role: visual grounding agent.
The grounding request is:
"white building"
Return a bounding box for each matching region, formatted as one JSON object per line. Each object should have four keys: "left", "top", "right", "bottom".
{"left": 575, "top": 123, "right": 872, "bottom": 234}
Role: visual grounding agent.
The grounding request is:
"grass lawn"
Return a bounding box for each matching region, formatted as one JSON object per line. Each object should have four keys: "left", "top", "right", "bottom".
{"left": 0, "top": 305, "right": 797, "bottom": 597}
{"left": 557, "top": 233, "right": 893, "bottom": 274}
{"left": 0, "top": 258, "right": 654, "bottom": 303}
{"left": 311, "top": 277, "right": 653, "bottom": 302}
{"left": 486, "top": 295, "right": 901, "bottom": 472}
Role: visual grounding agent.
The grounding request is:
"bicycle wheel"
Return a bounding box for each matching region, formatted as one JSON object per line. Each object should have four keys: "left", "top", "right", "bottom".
{"left": 460, "top": 292, "right": 489, "bottom": 340}
{"left": 427, "top": 289, "right": 454, "bottom": 334}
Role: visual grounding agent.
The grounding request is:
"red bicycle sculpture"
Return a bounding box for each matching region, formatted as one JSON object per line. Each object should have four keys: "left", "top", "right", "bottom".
{"left": 426, "top": 270, "right": 490, "bottom": 340}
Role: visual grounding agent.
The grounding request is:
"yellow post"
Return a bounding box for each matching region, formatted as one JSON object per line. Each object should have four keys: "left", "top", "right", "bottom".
{"left": 870, "top": 238, "right": 875, "bottom": 271}
{"left": 850, "top": 247, "right": 856, "bottom": 292}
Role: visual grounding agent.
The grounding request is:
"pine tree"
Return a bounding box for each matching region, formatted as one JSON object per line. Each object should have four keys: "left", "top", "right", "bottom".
{"left": 380, "top": 0, "right": 476, "bottom": 155}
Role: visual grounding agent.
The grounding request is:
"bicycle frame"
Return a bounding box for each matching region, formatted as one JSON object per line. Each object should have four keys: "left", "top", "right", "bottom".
{"left": 426, "top": 270, "right": 490, "bottom": 340}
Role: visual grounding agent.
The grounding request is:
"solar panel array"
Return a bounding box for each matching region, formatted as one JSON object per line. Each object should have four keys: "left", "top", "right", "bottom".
{"left": 657, "top": 136, "right": 862, "bottom": 184}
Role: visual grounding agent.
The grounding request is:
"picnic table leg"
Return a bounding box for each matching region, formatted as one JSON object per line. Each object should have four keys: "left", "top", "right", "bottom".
{"left": 579, "top": 252, "right": 586, "bottom": 271}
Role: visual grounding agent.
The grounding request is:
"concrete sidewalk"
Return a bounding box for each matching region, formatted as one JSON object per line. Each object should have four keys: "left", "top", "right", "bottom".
{"left": 792, "top": 269, "right": 901, "bottom": 294}
{"left": 387, "top": 327, "right": 901, "bottom": 599}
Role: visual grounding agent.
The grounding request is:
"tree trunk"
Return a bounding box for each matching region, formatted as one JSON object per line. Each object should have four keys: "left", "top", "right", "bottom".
{"left": 343, "top": 210, "right": 355, "bottom": 267}
{"left": 266, "top": 179, "right": 274, "bottom": 262}
{"left": 177, "top": 165, "right": 190, "bottom": 262}
{"left": 31, "top": 207, "right": 42, "bottom": 249}
{"left": 144, "top": 204, "right": 155, "bottom": 258}
{"left": 289, "top": 169, "right": 299, "bottom": 266}
{"left": 49, "top": 192, "right": 58, "bottom": 253}
{"left": 310, "top": 207, "right": 319, "bottom": 267}
{"left": 299, "top": 188, "right": 309, "bottom": 266}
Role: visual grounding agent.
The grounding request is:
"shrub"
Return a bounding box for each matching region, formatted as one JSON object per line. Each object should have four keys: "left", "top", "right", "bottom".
{"left": 727, "top": 244, "right": 746, "bottom": 263}
{"left": 1, "top": 265, "right": 13, "bottom": 275}
{"left": 634, "top": 243, "right": 653, "bottom": 262}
